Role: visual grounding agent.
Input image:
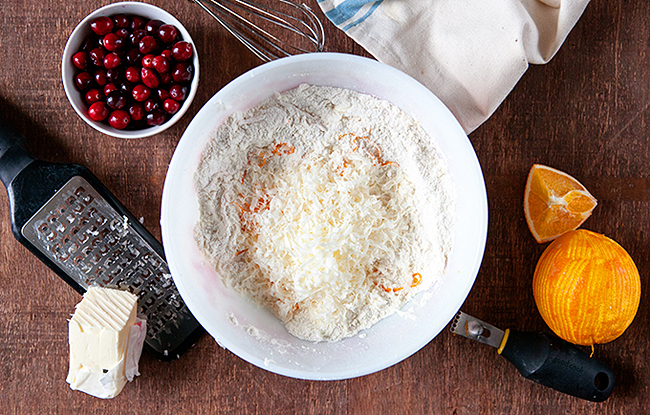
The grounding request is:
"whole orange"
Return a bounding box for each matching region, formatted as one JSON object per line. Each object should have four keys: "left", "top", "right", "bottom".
{"left": 533, "top": 229, "right": 641, "bottom": 346}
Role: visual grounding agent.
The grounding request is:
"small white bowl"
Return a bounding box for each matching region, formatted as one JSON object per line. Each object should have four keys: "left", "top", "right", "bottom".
{"left": 161, "top": 53, "right": 488, "bottom": 380}
{"left": 61, "top": 1, "right": 199, "bottom": 139}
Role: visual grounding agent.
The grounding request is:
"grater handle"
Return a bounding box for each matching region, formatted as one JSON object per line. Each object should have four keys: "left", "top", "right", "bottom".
{"left": 0, "top": 117, "right": 35, "bottom": 188}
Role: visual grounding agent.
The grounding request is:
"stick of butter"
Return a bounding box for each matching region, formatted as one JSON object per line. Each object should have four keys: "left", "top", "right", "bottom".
{"left": 66, "top": 286, "right": 147, "bottom": 399}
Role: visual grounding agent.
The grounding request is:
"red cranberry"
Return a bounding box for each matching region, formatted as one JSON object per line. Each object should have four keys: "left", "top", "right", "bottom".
{"left": 118, "top": 82, "right": 134, "bottom": 94}
{"left": 142, "top": 54, "right": 155, "bottom": 68}
{"left": 145, "top": 19, "right": 164, "bottom": 34}
{"left": 146, "top": 109, "right": 167, "bottom": 126}
{"left": 139, "top": 36, "right": 158, "bottom": 54}
{"left": 89, "top": 48, "right": 106, "bottom": 67}
{"left": 131, "top": 16, "right": 147, "bottom": 31}
{"left": 90, "top": 16, "right": 113, "bottom": 36}
{"left": 103, "top": 53, "right": 121, "bottom": 70}
{"left": 141, "top": 68, "right": 160, "bottom": 88}
{"left": 172, "top": 62, "right": 193, "bottom": 83}
{"left": 116, "top": 28, "right": 130, "bottom": 39}
{"left": 75, "top": 72, "right": 93, "bottom": 91}
{"left": 108, "top": 110, "right": 130, "bottom": 129}
{"left": 88, "top": 101, "right": 110, "bottom": 121}
{"left": 157, "top": 88, "right": 170, "bottom": 101}
{"left": 74, "top": 13, "right": 191, "bottom": 131}
{"left": 171, "top": 41, "right": 193, "bottom": 61}
{"left": 104, "top": 83, "right": 118, "bottom": 96}
{"left": 94, "top": 69, "right": 108, "bottom": 86}
{"left": 163, "top": 99, "right": 180, "bottom": 114}
{"left": 113, "top": 14, "right": 130, "bottom": 28}
{"left": 130, "top": 29, "right": 146, "bottom": 47}
{"left": 80, "top": 36, "right": 99, "bottom": 52}
{"left": 132, "top": 84, "right": 151, "bottom": 102}
{"left": 160, "top": 72, "right": 173, "bottom": 85}
{"left": 125, "top": 66, "right": 140, "bottom": 82}
{"left": 106, "top": 68, "right": 122, "bottom": 83}
{"left": 129, "top": 103, "right": 145, "bottom": 121}
{"left": 106, "top": 90, "right": 127, "bottom": 110}
{"left": 152, "top": 55, "right": 169, "bottom": 73}
{"left": 157, "top": 25, "right": 178, "bottom": 43}
{"left": 169, "top": 84, "right": 188, "bottom": 101}
{"left": 125, "top": 48, "right": 141, "bottom": 65}
{"left": 85, "top": 89, "right": 104, "bottom": 105}
{"left": 103, "top": 33, "right": 124, "bottom": 51}
{"left": 72, "top": 51, "right": 89, "bottom": 70}
{"left": 144, "top": 99, "right": 160, "bottom": 112}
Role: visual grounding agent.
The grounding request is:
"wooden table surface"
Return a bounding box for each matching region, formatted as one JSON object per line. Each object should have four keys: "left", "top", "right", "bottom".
{"left": 0, "top": 0, "right": 648, "bottom": 413}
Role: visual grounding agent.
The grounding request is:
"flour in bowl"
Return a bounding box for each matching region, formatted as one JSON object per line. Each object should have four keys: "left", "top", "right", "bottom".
{"left": 194, "top": 84, "right": 456, "bottom": 342}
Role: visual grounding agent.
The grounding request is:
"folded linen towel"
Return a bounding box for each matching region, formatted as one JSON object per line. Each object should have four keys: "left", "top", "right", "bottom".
{"left": 317, "top": 0, "right": 590, "bottom": 133}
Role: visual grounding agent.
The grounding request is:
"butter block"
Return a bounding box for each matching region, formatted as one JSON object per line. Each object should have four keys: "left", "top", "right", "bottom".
{"left": 66, "top": 286, "right": 146, "bottom": 399}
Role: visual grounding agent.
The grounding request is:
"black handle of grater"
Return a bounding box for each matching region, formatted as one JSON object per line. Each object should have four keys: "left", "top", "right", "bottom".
{"left": 0, "top": 117, "right": 35, "bottom": 188}
{"left": 0, "top": 116, "right": 203, "bottom": 361}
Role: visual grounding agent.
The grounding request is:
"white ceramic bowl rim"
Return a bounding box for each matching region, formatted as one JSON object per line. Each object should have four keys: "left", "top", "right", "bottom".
{"left": 61, "top": 1, "right": 199, "bottom": 139}
{"left": 161, "top": 53, "right": 488, "bottom": 380}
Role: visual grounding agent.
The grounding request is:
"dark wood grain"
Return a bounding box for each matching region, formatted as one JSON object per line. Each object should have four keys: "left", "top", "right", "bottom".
{"left": 0, "top": 0, "right": 648, "bottom": 413}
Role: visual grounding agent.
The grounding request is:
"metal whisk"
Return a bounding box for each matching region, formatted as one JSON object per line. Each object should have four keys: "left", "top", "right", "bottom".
{"left": 190, "top": 0, "right": 325, "bottom": 62}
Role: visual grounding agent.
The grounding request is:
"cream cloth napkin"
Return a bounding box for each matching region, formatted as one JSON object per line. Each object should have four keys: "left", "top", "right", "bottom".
{"left": 317, "top": 0, "right": 590, "bottom": 133}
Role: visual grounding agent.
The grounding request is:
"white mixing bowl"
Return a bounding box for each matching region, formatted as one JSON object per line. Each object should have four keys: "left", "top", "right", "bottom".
{"left": 160, "top": 53, "right": 488, "bottom": 380}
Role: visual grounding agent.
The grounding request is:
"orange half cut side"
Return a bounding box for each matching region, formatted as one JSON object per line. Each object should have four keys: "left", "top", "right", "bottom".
{"left": 524, "top": 164, "right": 597, "bottom": 243}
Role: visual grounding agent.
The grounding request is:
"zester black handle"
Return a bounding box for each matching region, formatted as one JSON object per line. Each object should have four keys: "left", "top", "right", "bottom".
{"left": 499, "top": 329, "right": 615, "bottom": 402}
{"left": 0, "top": 117, "right": 35, "bottom": 188}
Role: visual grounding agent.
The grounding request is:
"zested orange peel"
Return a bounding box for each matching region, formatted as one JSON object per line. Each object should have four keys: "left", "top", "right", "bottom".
{"left": 524, "top": 164, "right": 597, "bottom": 243}
{"left": 533, "top": 229, "right": 641, "bottom": 346}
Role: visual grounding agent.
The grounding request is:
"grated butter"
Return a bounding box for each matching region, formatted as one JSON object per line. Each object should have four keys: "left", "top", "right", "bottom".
{"left": 195, "top": 84, "right": 456, "bottom": 342}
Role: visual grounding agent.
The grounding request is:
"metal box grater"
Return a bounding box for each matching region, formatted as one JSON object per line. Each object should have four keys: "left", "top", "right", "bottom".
{"left": 1, "top": 117, "right": 202, "bottom": 360}
{"left": 22, "top": 176, "right": 198, "bottom": 356}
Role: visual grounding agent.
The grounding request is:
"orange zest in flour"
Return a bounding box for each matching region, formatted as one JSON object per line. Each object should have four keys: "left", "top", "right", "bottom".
{"left": 376, "top": 273, "right": 423, "bottom": 293}
{"left": 193, "top": 85, "right": 457, "bottom": 342}
{"left": 233, "top": 137, "right": 423, "bottom": 302}
{"left": 338, "top": 132, "right": 397, "bottom": 168}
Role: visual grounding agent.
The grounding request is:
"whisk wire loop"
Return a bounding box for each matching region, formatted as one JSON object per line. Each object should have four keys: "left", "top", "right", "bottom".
{"left": 191, "top": 0, "right": 325, "bottom": 62}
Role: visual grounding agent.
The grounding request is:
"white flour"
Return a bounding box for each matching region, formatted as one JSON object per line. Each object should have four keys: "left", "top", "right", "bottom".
{"left": 194, "top": 84, "right": 456, "bottom": 342}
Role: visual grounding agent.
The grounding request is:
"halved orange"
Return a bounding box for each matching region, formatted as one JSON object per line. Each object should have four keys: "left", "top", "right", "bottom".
{"left": 524, "top": 164, "right": 597, "bottom": 243}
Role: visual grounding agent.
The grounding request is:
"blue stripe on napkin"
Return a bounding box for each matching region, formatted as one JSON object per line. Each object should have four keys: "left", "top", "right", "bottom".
{"left": 319, "top": 0, "right": 383, "bottom": 30}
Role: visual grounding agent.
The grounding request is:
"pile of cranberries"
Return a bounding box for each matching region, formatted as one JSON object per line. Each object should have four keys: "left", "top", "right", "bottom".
{"left": 71, "top": 14, "right": 195, "bottom": 130}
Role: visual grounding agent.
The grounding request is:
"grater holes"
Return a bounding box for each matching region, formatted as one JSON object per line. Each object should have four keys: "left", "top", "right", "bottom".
{"left": 81, "top": 193, "right": 94, "bottom": 205}
{"left": 98, "top": 243, "right": 109, "bottom": 255}
{"left": 77, "top": 232, "right": 89, "bottom": 244}
{"left": 67, "top": 241, "right": 79, "bottom": 254}
{"left": 24, "top": 177, "right": 199, "bottom": 355}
